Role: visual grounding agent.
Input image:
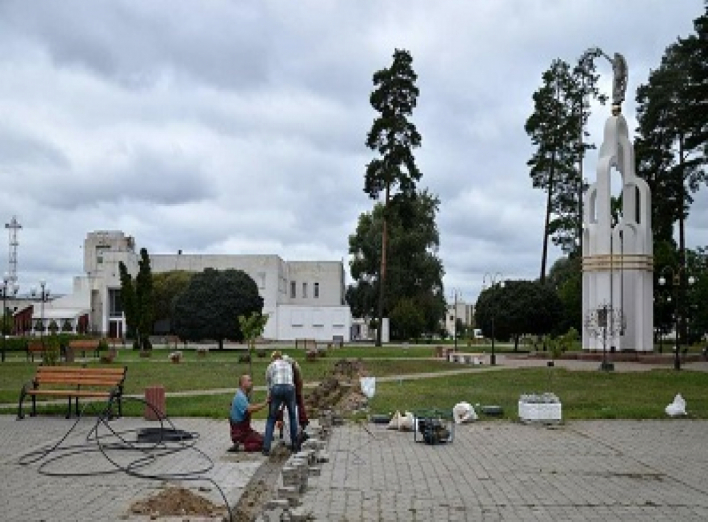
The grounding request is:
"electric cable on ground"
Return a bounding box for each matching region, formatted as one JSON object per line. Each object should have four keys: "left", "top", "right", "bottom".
{"left": 18, "top": 394, "right": 236, "bottom": 521}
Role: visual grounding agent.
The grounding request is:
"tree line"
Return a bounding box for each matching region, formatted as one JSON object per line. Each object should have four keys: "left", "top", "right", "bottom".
{"left": 524, "top": 4, "right": 708, "bottom": 346}
{"left": 119, "top": 251, "right": 265, "bottom": 350}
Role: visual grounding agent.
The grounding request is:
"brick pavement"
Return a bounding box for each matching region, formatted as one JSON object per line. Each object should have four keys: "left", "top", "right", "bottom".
{"left": 3, "top": 413, "right": 708, "bottom": 521}
{"left": 0, "top": 414, "right": 266, "bottom": 522}
{"left": 298, "top": 419, "right": 708, "bottom": 521}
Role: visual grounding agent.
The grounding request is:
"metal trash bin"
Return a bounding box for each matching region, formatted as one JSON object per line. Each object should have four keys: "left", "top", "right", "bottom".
{"left": 144, "top": 386, "right": 166, "bottom": 420}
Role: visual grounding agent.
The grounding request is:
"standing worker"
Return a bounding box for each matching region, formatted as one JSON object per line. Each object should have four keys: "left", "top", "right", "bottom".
{"left": 262, "top": 351, "right": 299, "bottom": 456}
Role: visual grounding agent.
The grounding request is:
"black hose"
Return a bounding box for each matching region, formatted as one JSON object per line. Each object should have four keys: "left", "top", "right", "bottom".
{"left": 18, "top": 395, "right": 234, "bottom": 521}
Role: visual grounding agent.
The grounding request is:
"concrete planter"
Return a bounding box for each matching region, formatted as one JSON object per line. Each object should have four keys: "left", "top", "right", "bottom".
{"left": 518, "top": 394, "right": 562, "bottom": 423}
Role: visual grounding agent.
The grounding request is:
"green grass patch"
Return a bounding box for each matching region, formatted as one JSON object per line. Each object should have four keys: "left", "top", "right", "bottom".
{"left": 0, "top": 354, "right": 459, "bottom": 404}
{"left": 368, "top": 368, "right": 708, "bottom": 420}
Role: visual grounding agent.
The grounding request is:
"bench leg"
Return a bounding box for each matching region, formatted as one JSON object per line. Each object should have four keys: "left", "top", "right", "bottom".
{"left": 17, "top": 385, "right": 29, "bottom": 420}
{"left": 30, "top": 395, "right": 37, "bottom": 417}
{"left": 66, "top": 397, "right": 73, "bottom": 419}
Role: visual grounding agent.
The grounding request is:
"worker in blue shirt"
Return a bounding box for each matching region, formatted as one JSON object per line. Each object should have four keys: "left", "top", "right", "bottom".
{"left": 229, "top": 374, "right": 268, "bottom": 452}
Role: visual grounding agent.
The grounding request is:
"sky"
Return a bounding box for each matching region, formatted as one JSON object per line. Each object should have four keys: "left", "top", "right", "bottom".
{"left": 1, "top": 0, "right": 706, "bottom": 305}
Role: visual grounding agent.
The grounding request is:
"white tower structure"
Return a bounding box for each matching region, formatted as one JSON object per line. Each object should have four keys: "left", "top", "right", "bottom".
{"left": 5, "top": 215, "right": 22, "bottom": 288}
{"left": 582, "top": 52, "right": 653, "bottom": 352}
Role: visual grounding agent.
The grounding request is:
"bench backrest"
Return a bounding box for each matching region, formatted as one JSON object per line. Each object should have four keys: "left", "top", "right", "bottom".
{"left": 27, "top": 341, "right": 45, "bottom": 351}
{"left": 34, "top": 366, "right": 127, "bottom": 388}
{"left": 68, "top": 340, "right": 101, "bottom": 350}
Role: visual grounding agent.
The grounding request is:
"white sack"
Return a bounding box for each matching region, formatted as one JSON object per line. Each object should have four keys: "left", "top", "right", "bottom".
{"left": 387, "top": 410, "right": 401, "bottom": 430}
{"left": 360, "top": 377, "right": 376, "bottom": 399}
{"left": 665, "top": 393, "right": 687, "bottom": 417}
{"left": 399, "top": 411, "right": 414, "bottom": 431}
{"left": 453, "top": 402, "right": 478, "bottom": 424}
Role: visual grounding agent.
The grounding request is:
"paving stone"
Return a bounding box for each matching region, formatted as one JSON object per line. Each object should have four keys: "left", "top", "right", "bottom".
{"left": 5, "top": 412, "right": 708, "bottom": 521}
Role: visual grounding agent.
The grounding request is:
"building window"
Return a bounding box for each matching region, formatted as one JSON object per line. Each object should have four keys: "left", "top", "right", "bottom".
{"left": 302, "top": 282, "right": 308, "bottom": 299}
{"left": 290, "top": 281, "right": 296, "bottom": 299}
{"left": 258, "top": 272, "right": 266, "bottom": 289}
{"left": 314, "top": 282, "right": 320, "bottom": 298}
{"left": 108, "top": 288, "right": 123, "bottom": 318}
{"left": 96, "top": 245, "right": 109, "bottom": 264}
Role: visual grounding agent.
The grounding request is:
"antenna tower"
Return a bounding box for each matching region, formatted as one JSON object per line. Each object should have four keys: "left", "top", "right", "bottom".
{"left": 5, "top": 215, "right": 22, "bottom": 287}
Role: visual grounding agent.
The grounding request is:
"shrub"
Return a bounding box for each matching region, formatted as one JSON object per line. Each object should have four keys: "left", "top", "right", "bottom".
{"left": 42, "top": 336, "right": 61, "bottom": 366}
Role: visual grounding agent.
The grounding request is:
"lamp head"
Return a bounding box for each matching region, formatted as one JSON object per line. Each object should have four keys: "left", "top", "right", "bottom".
{"left": 688, "top": 275, "right": 696, "bottom": 285}
{"left": 658, "top": 277, "right": 666, "bottom": 286}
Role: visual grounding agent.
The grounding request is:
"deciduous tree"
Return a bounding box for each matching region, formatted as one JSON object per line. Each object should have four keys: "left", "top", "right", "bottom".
{"left": 348, "top": 190, "right": 445, "bottom": 338}
{"left": 172, "top": 268, "right": 263, "bottom": 350}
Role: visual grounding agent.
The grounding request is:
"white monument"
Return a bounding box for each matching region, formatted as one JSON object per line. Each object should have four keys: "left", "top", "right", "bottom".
{"left": 582, "top": 52, "right": 654, "bottom": 352}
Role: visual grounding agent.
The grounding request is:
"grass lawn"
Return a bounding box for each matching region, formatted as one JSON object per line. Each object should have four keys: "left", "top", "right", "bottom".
{"left": 3, "top": 346, "right": 707, "bottom": 421}
{"left": 368, "top": 367, "right": 708, "bottom": 420}
{"left": 0, "top": 348, "right": 459, "bottom": 404}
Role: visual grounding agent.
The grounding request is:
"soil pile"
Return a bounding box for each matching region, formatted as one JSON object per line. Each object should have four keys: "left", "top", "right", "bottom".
{"left": 129, "top": 486, "right": 226, "bottom": 519}
{"left": 305, "top": 359, "right": 369, "bottom": 414}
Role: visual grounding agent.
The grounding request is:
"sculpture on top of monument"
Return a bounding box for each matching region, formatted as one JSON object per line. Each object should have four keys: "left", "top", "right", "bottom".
{"left": 610, "top": 52, "right": 628, "bottom": 107}
{"left": 585, "top": 48, "right": 628, "bottom": 109}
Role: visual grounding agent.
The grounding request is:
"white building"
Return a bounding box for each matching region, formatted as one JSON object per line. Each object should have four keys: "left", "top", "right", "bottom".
{"left": 47, "top": 231, "right": 352, "bottom": 342}
{"left": 444, "top": 301, "right": 475, "bottom": 338}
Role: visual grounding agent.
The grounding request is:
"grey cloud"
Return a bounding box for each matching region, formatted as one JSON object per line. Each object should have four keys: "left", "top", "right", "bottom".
{"left": 0, "top": 0, "right": 270, "bottom": 90}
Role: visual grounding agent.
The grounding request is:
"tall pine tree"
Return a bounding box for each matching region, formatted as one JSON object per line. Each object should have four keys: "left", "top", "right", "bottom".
{"left": 525, "top": 59, "right": 578, "bottom": 282}
{"left": 364, "top": 49, "right": 422, "bottom": 345}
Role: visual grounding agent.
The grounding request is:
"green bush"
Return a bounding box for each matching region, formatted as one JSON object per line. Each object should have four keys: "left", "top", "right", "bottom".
{"left": 42, "top": 336, "right": 61, "bottom": 366}
{"left": 3, "top": 337, "right": 29, "bottom": 352}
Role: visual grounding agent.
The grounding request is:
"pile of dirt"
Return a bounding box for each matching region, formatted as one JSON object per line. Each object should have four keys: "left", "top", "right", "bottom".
{"left": 129, "top": 486, "right": 226, "bottom": 519}
{"left": 305, "top": 358, "right": 369, "bottom": 414}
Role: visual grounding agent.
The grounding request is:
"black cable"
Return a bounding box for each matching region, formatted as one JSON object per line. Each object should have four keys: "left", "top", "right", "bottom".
{"left": 18, "top": 395, "right": 235, "bottom": 522}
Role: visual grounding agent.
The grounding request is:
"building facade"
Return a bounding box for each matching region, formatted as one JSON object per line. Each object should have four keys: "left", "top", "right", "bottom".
{"left": 444, "top": 301, "right": 475, "bottom": 338}
{"left": 26, "top": 231, "right": 351, "bottom": 342}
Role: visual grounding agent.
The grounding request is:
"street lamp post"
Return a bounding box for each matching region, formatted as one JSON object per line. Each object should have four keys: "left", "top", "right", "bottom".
{"left": 31, "top": 280, "right": 50, "bottom": 343}
{"left": 659, "top": 267, "right": 695, "bottom": 371}
{"left": 1, "top": 273, "right": 19, "bottom": 363}
{"left": 451, "top": 289, "right": 460, "bottom": 351}
{"left": 482, "top": 273, "right": 504, "bottom": 366}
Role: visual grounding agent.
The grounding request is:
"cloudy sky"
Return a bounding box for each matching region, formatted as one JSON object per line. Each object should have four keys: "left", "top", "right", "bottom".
{"left": 1, "top": 0, "right": 705, "bottom": 304}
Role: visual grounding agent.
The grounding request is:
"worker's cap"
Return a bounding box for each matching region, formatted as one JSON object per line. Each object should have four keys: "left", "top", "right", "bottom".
{"left": 282, "top": 354, "right": 291, "bottom": 362}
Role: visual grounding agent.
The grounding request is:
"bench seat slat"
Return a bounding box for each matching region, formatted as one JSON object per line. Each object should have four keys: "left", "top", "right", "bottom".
{"left": 27, "top": 390, "right": 112, "bottom": 398}
{"left": 36, "top": 367, "right": 125, "bottom": 374}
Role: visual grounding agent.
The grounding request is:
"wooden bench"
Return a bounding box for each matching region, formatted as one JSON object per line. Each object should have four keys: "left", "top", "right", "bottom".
{"left": 68, "top": 339, "right": 101, "bottom": 359}
{"left": 26, "top": 341, "right": 46, "bottom": 362}
{"left": 17, "top": 366, "right": 128, "bottom": 419}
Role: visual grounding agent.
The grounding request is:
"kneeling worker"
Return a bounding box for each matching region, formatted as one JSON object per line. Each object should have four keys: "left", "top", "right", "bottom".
{"left": 229, "top": 374, "right": 268, "bottom": 452}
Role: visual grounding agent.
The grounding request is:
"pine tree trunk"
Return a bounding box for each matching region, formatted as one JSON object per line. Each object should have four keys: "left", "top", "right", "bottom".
{"left": 540, "top": 154, "right": 556, "bottom": 284}
{"left": 376, "top": 183, "right": 391, "bottom": 347}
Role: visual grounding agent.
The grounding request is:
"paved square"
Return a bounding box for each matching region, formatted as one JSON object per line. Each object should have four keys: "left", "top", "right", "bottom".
{"left": 299, "top": 420, "right": 708, "bottom": 521}
{"left": 3, "top": 414, "right": 708, "bottom": 521}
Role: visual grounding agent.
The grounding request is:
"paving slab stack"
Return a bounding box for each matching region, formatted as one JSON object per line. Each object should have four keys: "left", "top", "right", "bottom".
{"left": 256, "top": 413, "right": 331, "bottom": 522}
